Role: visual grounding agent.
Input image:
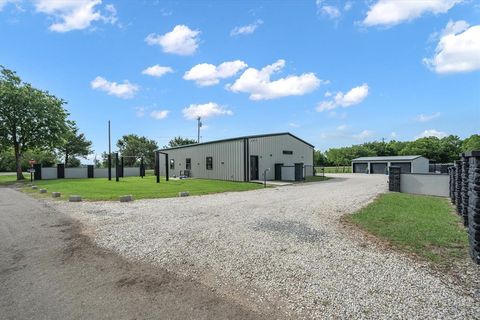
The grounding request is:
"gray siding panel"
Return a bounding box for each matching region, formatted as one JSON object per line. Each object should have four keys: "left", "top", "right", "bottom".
{"left": 160, "top": 140, "right": 245, "bottom": 181}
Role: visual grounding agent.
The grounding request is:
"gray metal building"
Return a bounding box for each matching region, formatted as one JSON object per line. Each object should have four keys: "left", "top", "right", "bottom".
{"left": 158, "top": 133, "right": 314, "bottom": 182}
{"left": 351, "top": 155, "right": 429, "bottom": 174}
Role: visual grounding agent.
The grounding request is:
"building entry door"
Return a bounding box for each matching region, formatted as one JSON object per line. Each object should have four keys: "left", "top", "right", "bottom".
{"left": 275, "top": 163, "right": 283, "bottom": 180}
{"left": 250, "top": 155, "right": 259, "bottom": 180}
{"left": 294, "top": 163, "right": 304, "bottom": 181}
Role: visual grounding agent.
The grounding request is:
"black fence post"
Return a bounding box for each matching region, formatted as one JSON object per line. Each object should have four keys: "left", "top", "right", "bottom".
{"left": 140, "top": 157, "right": 144, "bottom": 178}
{"left": 108, "top": 154, "right": 112, "bottom": 181}
{"left": 33, "top": 163, "right": 42, "bottom": 180}
{"left": 465, "top": 151, "right": 480, "bottom": 264}
{"left": 460, "top": 154, "right": 469, "bottom": 226}
{"left": 57, "top": 164, "right": 65, "bottom": 179}
{"left": 115, "top": 153, "right": 119, "bottom": 182}
{"left": 87, "top": 165, "right": 94, "bottom": 178}
{"left": 165, "top": 153, "right": 169, "bottom": 181}
{"left": 388, "top": 166, "right": 401, "bottom": 192}
{"left": 155, "top": 152, "right": 159, "bottom": 183}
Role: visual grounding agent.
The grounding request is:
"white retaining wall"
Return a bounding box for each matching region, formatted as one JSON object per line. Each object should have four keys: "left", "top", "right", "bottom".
{"left": 93, "top": 168, "right": 117, "bottom": 178}
{"left": 41, "top": 168, "right": 57, "bottom": 180}
{"left": 38, "top": 167, "right": 140, "bottom": 179}
{"left": 65, "top": 168, "right": 88, "bottom": 179}
{"left": 400, "top": 173, "right": 449, "bottom": 197}
{"left": 124, "top": 167, "right": 140, "bottom": 177}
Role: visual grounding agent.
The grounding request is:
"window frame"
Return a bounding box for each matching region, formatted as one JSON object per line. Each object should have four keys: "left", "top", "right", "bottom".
{"left": 206, "top": 156, "right": 213, "bottom": 170}
{"left": 170, "top": 159, "right": 175, "bottom": 170}
{"left": 186, "top": 158, "right": 191, "bottom": 170}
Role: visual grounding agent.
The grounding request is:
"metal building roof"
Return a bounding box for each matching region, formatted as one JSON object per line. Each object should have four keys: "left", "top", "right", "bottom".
{"left": 159, "top": 132, "right": 315, "bottom": 151}
{"left": 352, "top": 155, "right": 424, "bottom": 162}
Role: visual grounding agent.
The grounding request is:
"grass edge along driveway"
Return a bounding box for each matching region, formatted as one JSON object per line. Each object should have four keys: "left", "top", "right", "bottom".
{"left": 347, "top": 193, "right": 468, "bottom": 266}
{"left": 23, "top": 176, "right": 263, "bottom": 201}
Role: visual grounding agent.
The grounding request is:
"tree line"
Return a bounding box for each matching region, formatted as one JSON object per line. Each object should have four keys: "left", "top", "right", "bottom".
{"left": 314, "top": 135, "right": 480, "bottom": 167}
{"left": 0, "top": 66, "right": 198, "bottom": 179}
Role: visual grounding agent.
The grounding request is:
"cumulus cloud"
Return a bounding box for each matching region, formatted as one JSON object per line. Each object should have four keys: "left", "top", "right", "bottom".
{"left": 316, "top": 83, "right": 369, "bottom": 112}
{"left": 321, "top": 5, "right": 341, "bottom": 19}
{"left": 230, "top": 20, "right": 263, "bottom": 36}
{"left": 141, "top": 65, "right": 173, "bottom": 78}
{"left": 182, "top": 102, "right": 233, "bottom": 120}
{"left": 35, "top": 0, "right": 117, "bottom": 32}
{"left": 415, "top": 112, "right": 440, "bottom": 122}
{"left": 90, "top": 76, "right": 139, "bottom": 99}
{"left": 416, "top": 129, "right": 448, "bottom": 139}
{"left": 228, "top": 59, "right": 323, "bottom": 100}
{"left": 423, "top": 20, "right": 480, "bottom": 74}
{"left": 353, "top": 130, "right": 374, "bottom": 140}
{"left": 150, "top": 110, "right": 169, "bottom": 120}
{"left": 0, "top": 0, "right": 17, "bottom": 11}
{"left": 145, "top": 25, "right": 200, "bottom": 56}
{"left": 363, "top": 0, "right": 463, "bottom": 27}
{"left": 183, "top": 60, "right": 247, "bottom": 87}
{"left": 316, "top": 0, "right": 343, "bottom": 20}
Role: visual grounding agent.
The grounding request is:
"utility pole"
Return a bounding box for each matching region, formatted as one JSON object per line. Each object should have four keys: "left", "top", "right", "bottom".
{"left": 197, "top": 116, "right": 202, "bottom": 143}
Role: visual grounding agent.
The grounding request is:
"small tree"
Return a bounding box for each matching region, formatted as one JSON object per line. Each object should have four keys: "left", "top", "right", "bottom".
{"left": 117, "top": 134, "right": 158, "bottom": 168}
{"left": 0, "top": 67, "right": 69, "bottom": 180}
{"left": 57, "top": 121, "right": 92, "bottom": 167}
{"left": 165, "top": 136, "right": 197, "bottom": 148}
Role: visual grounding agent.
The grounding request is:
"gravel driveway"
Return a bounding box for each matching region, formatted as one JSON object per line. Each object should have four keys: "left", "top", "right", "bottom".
{"left": 53, "top": 174, "right": 479, "bottom": 319}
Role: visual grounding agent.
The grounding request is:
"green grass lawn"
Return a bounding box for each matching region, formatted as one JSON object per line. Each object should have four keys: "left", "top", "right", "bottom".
{"left": 0, "top": 174, "right": 26, "bottom": 185}
{"left": 24, "top": 176, "right": 263, "bottom": 201}
{"left": 315, "top": 166, "right": 352, "bottom": 174}
{"left": 348, "top": 193, "right": 468, "bottom": 264}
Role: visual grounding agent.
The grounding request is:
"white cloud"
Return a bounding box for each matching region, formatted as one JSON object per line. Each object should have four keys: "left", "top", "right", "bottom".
{"left": 423, "top": 21, "right": 480, "bottom": 74}
{"left": 184, "top": 60, "right": 247, "bottom": 86}
{"left": 35, "top": 0, "right": 117, "bottom": 32}
{"left": 0, "top": 0, "right": 17, "bottom": 11}
{"left": 141, "top": 65, "right": 173, "bottom": 78}
{"left": 416, "top": 129, "right": 448, "bottom": 139}
{"left": 145, "top": 25, "right": 200, "bottom": 56}
{"left": 353, "top": 130, "right": 374, "bottom": 140}
{"left": 415, "top": 112, "right": 440, "bottom": 122}
{"left": 390, "top": 131, "right": 397, "bottom": 138}
{"left": 321, "top": 5, "right": 341, "bottom": 19}
{"left": 344, "top": 2, "right": 353, "bottom": 11}
{"left": 150, "top": 110, "right": 169, "bottom": 120}
{"left": 230, "top": 20, "right": 263, "bottom": 36}
{"left": 228, "top": 59, "right": 323, "bottom": 100}
{"left": 363, "top": 0, "right": 463, "bottom": 27}
{"left": 336, "top": 124, "right": 347, "bottom": 131}
{"left": 90, "top": 76, "right": 139, "bottom": 99}
{"left": 135, "top": 107, "right": 145, "bottom": 118}
{"left": 182, "top": 102, "right": 233, "bottom": 120}
{"left": 316, "top": 83, "right": 369, "bottom": 112}
{"left": 289, "top": 122, "right": 300, "bottom": 128}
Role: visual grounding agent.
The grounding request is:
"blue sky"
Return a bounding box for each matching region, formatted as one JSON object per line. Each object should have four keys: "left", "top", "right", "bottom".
{"left": 1, "top": 0, "right": 479, "bottom": 160}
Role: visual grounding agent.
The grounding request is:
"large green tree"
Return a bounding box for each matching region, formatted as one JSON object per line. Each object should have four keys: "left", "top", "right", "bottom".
{"left": 462, "top": 134, "right": 480, "bottom": 152}
{"left": 0, "top": 67, "right": 69, "bottom": 180}
{"left": 57, "top": 121, "right": 92, "bottom": 167}
{"left": 116, "top": 134, "right": 158, "bottom": 168}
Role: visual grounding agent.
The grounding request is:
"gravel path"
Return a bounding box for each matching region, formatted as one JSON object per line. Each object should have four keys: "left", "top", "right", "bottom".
{"left": 53, "top": 174, "right": 480, "bottom": 319}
